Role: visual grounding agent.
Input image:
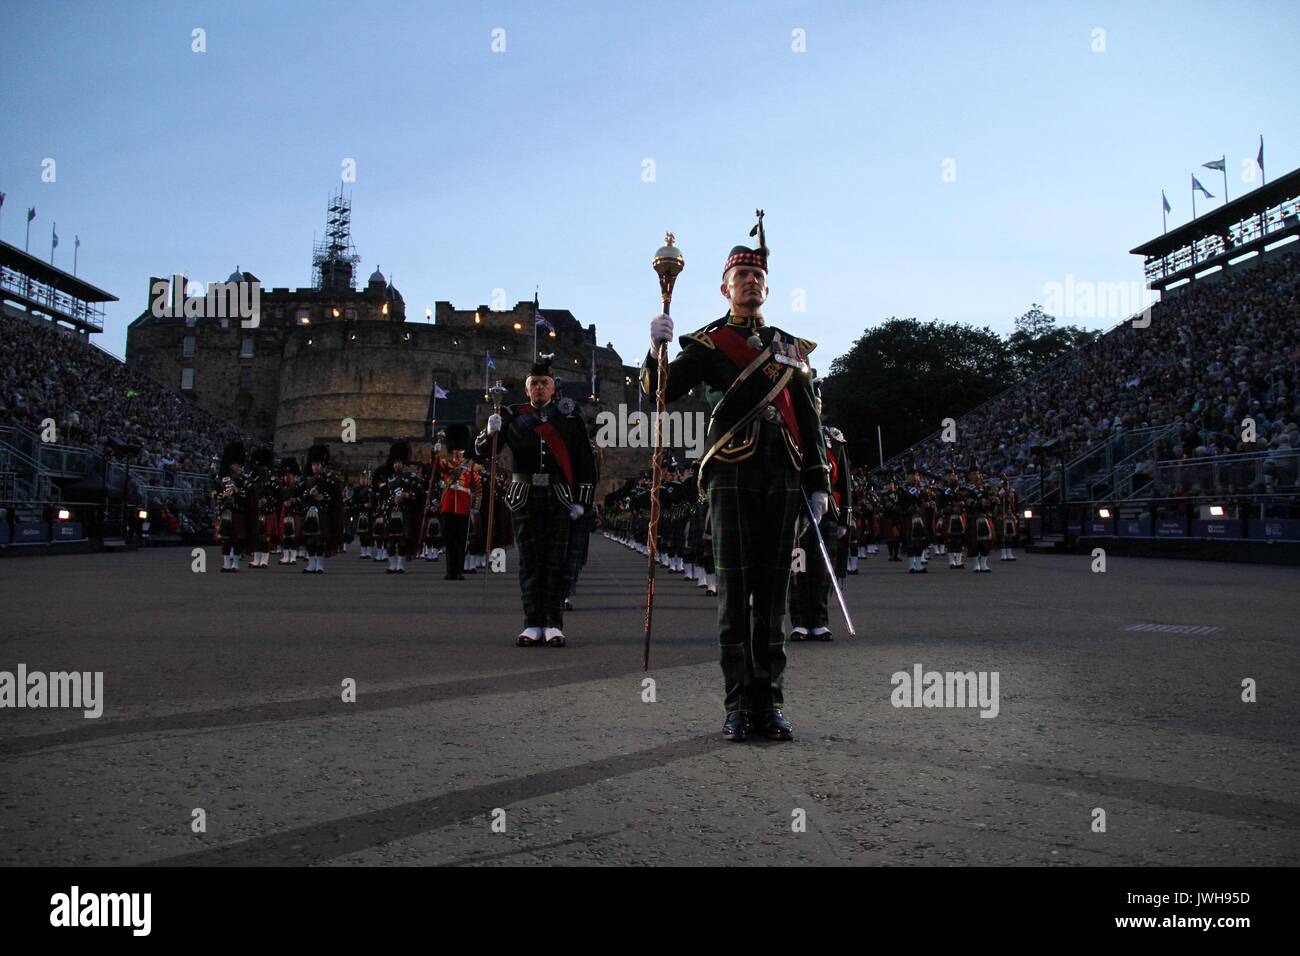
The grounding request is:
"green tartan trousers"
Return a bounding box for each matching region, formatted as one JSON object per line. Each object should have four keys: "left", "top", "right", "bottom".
{"left": 706, "top": 423, "right": 803, "bottom": 716}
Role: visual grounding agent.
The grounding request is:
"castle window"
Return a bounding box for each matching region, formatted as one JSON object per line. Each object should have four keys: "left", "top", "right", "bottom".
{"left": 296, "top": 309, "right": 311, "bottom": 325}
{"left": 181, "top": 368, "right": 194, "bottom": 390}
{"left": 182, "top": 336, "right": 196, "bottom": 358}
{"left": 345, "top": 309, "right": 357, "bottom": 321}
{"left": 241, "top": 337, "right": 254, "bottom": 358}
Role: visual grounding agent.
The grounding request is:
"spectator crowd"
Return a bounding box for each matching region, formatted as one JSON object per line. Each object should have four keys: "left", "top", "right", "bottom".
{"left": 1, "top": 310, "right": 252, "bottom": 477}
{"left": 894, "top": 253, "right": 1300, "bottom": 499}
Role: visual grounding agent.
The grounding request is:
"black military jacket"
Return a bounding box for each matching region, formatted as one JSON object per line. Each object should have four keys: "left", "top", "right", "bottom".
{"left": 641, "top": 312, "right": 829, "bottom": 496}
{"left": 475, "top": 398, "right": 596, "bottom": 506}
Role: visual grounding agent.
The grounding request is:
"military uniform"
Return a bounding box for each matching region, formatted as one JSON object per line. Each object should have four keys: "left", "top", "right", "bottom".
{"left": 435, "top": 425, "right": 482, "bottom": 580}
{"left": 352, "top": 476, "right": 375, "bottom": 559}
{"left": 277, "top": 457, "right": 302, "bottom": 564}
{"left": 902, "top": 480, "right": 930, "bottom": 573}
{"left": 642, "top": 226, "right": 829, "bottom": 741}
{"left": 789, "top": 410, "right": 851, "bottom": 639}
{"left": 373, "top": 441, "right": 424, "bottom": 574}
{"left": 299, "top": 443, "right": 345, "bottom": 573}
{"left": 563, "top": 429, "right": 600, "bottom": 609}
{"left": 476, "top": 361, "right": 595, "bottom": 646}
{"left": 965, "top": 473, "right": 997, "bottom": 573}
{"left": 246, "top": 447, "right": 278, "bottom": 568}
{"left": 216, "top": 441, "right": 250, "bottom": 572}
{"left": 999, "top": 480, "right": 1019, "bottom": 561}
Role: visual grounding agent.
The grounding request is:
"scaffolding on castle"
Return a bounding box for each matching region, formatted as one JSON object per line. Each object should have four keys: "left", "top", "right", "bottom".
{"left": 311, "top": 188, "right": 361, "bottom": 291}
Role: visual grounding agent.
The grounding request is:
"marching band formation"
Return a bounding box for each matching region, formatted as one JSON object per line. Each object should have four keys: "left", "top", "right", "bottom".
{"left": 212, "top": 435, "right": 521, "bottom": 579}
{"left": 210, "top": 213, "right": 1024, "bottom": 744}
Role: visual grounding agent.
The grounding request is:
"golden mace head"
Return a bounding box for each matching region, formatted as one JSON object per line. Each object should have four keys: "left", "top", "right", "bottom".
{"left": 652, "top": 231, "right": 685, "bottom": 279}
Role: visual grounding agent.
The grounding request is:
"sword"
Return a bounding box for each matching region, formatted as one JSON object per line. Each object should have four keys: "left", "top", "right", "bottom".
{"left": 799, "top": 489, "right": 856, "bottom": 637}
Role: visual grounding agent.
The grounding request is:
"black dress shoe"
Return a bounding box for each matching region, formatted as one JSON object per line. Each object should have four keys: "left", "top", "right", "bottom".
{"left": 758, "top": 710, "right": 793, "bottom": 740}
{"left": 722, "top": 712, "right": 751, "bottom": 742}
{"left": 809, "top": 630, "right": 833, "bottom": 642}
{"left": 788, "top": 630, "right": 806, "bottom": 642}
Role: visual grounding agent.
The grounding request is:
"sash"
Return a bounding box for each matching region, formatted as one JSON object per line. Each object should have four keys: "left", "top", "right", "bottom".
{"left": 516, "top": 405, "right": 574, "bottom": 486}
{"left": 709, "top": 327, "right": 803, "bottom": 451}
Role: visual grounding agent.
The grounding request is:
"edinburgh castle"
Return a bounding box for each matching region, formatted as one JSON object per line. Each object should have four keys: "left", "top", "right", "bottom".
{"left": 124, "top": 191, "right": 703, "bottom": 496}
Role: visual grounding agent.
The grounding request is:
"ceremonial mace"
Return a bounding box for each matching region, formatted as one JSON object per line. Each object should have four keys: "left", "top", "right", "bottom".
{"left": 482, "top": 380, "right": 507, "bottom": 604}
{"left": 643, "top": 233, "right": 684, "bottom": 670}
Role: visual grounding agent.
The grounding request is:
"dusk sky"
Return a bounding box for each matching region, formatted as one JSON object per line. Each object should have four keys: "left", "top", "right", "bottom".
{"left": 2, "top": 0, "right": 1296, "bottom": 365}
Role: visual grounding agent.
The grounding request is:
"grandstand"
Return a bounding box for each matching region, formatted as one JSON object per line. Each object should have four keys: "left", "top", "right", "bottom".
{"left": 877, "top": 167, "right": 1300, "bottom": 552}
{"left": 1, "top": 250, "right": 251, "bottom": 550}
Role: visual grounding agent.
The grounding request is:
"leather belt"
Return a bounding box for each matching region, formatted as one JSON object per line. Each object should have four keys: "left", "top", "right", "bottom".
{"left": 513, "top": 473, "right": 552, "bottom": 486}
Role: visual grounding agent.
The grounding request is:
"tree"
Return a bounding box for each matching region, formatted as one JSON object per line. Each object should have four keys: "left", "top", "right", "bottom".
{"left": 1007, "top": 304, "right": 1100, "bottom": 378}
{"left": 821, "top": 318, "right": 1014, "bottom": 467}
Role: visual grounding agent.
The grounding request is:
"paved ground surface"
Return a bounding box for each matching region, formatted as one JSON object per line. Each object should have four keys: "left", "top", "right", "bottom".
{"left": 1, "top": 538, "right": 1297, "bottom": 866}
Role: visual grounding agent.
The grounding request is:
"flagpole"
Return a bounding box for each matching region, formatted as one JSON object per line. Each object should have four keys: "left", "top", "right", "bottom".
{"left": 25, "top": 212, "right": 32, "bottom": 253}
{"left": 1260, "top": 135, "right": 1266, "bottom": 185}
{"left": 1162, "top": 193, "right": 1167, "bottom": 234}
{"left": 1220, "top": 155, "right": 1228, "bottom": 203}
{"left": 1191, "top": 174, "right": 1197, "bottom": 221}
{"left": 74, "top": 237, "right": 79, "bottom": 276}
{"left": 877, "top": 425, "right": 884, "bottom": 467}
{"left": 50, "top": 222, "right": 56, "bottom": 265}
{"left": 532, "top": 287, "right": 539, "bottom": 360}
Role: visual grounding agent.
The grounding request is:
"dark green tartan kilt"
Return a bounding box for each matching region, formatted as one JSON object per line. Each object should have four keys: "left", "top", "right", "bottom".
{"left": 705, "top": 425, "right": 803, "bottom": 715}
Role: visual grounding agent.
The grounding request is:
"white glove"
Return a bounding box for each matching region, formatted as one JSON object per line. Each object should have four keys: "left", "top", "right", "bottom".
{"left": 433, "top": 442, "right": 443, "bottom": 452}
{"left": 650, "top": 313, "right": 673, "bottom": 346}
{"left": 487, "top": 414, "right": 502, "bottom": 434}
{"left": 835, "top": 525, "right": 848, "bottom": 539}
{"left": 809, "top": 491, "right": 829, "bottom": 524}
{"left": 569, "top": 504, "right": 584, "bottom": 521}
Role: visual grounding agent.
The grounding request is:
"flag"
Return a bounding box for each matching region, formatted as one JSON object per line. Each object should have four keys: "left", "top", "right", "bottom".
{"left": 1257, "top": 135, "right": 1265, "bottom": 172}
{"left": 1162, "top": 191, "right": 1171, "bottom": 213}
{"left": 434, "top": 385, "right": 448, "bottom": 400}
{"left": 485, "top": 350, "right": 495, "bottom": 370}
{"left": 27, "top": 206, "right": 36, "bottom": 222}
{"left": 52, "top": 224, "right": 59, "bottom": 249}
{"left": 0, "top": 192, "right": 6, "bottom": 209}
{"left": 1203, "top": 157, "right": 1225, "bottom": 172}
{"left": 75, "top": 235, "right": 80, "bottom": 249}
{"left": 1191, "top": 175, "right": 1214, "bottom": 199}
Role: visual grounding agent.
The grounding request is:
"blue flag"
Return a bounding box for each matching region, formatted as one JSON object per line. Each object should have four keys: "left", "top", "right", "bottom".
{"left": 1162, "top": 190, "right": 1171, "bottom": 213}
{"left": 485, "top": 350, "right": 495, "bottom": 370}
{"left": 1191, "top": 175, "right": 1214, "bottom": 199}
{"left": 434, "top": 385, "right": 448, "bottom": 400}
{"left": 1202, "top": 157, "right": 1225, "bottom": 172}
